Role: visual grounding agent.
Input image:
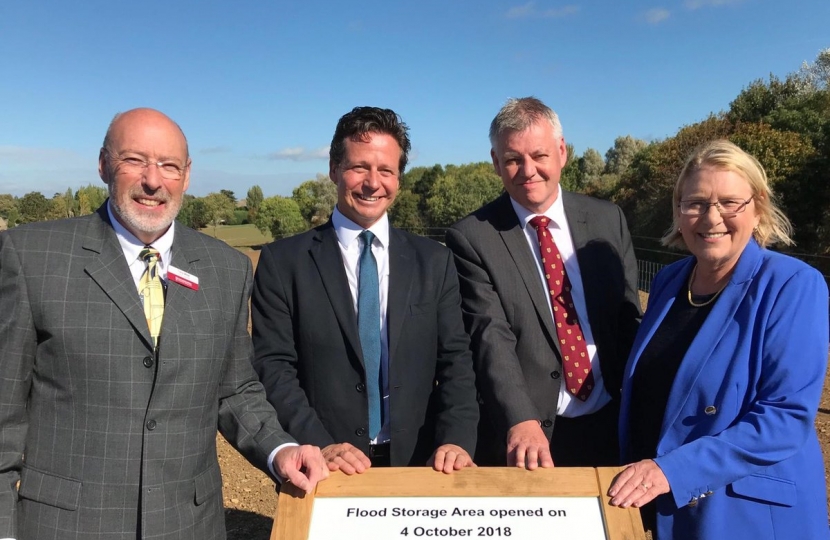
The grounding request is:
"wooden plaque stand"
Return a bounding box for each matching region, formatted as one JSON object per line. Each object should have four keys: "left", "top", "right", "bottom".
{"left": 271, "top": 467, "right": 645, "bottom": 540}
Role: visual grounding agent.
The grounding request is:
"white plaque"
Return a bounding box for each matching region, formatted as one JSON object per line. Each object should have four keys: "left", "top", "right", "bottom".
{"left": 307, "top": 496, "right": 607, "bottom": 539}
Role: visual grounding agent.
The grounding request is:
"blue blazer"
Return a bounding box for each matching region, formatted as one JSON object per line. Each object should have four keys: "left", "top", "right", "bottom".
{"left": 620, "top": 239, "right": 829, "bottom": 540}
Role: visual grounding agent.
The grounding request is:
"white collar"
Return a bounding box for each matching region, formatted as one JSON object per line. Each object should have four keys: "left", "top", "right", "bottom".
{"left": 331, "top": 206, "right": 390, "bottom": 250}
{"left": 509, "top": 186, "right": 567, "bottom": 230}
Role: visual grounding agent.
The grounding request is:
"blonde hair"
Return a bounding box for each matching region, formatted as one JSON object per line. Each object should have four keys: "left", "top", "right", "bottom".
{"left": 661, "top": 139, "right": 794, "bottom": 249}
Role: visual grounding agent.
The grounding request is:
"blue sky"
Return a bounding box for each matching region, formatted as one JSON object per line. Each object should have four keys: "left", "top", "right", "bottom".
{"left": 1, "top": 0, "right": 828, "bottom": 198}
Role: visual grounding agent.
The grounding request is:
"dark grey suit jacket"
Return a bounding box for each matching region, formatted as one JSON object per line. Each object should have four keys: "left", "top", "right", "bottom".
{"left": 251, "top": 220, "right": 478, "bottom": 466}
{"left": 0, "top": 204, "right": 293, "bottom": 540}
{"left": 446, "top": 192, "right": 641, "bottom": 464}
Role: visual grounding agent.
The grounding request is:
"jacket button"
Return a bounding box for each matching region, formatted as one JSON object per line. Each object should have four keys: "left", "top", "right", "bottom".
{"left": 704, "top": 406, "right": 717, "bottom": 415}
{"left": 143, "top": 356, "right": 154, "bottom": 368}
{"left": 355, "top": 427, "right": 366, "bottom": 437}
{"left": 550, "top": 370, "right": 560, "bottom": 379}
{"left": 541, "top": 419, "right": 553, "bottom": 428}
{"left": 146, "top": 419, "right": 157, "bottom": 431}
{"left": 355, "top": 383, "right": 365, "bottom": 393}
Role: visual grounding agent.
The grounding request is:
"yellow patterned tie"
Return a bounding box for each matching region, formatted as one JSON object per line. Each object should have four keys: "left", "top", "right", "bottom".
{"left": 139, "top": 247, "right": 164, "bottom": 350}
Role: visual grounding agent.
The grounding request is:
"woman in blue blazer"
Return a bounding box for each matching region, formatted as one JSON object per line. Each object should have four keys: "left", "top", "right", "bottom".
{"left": 609, "top": 140, "right": 829, "bottom": 539}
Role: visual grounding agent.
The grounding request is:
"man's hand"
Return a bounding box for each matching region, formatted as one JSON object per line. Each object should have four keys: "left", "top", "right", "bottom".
{"left": 608, "top": 459, "right": 670, "bottom": 508}
{"left": 506, "top": 420, "right": 554, "bottom": 469}
{"left": 273, "top": 445, "right": 329, "bottom": 494}
{"left": 428, "top": 444, "right": 476, "bottom": 474}
{"left": 321, "top": 443, "right": 372, "bottom": 475}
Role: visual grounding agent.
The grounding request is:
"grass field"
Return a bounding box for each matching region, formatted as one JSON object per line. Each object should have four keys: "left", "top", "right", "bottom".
{"left": 199, "top": 224, "right": 271, "bottom": 250}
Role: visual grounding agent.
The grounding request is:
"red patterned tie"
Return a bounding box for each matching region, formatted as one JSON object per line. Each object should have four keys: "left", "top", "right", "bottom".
{"left": 529, "top": 216, "right": 594, "bottom": 401}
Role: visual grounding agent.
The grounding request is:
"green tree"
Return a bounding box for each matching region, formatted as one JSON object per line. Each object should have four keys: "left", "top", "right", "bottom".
{"left": 389, "top": 189, "right": 426, "bottom": 234}
{"left": 256, "top": 196, "right": 306, "bottom": 238}
{"left": 202, "top": 192, "right": 235, "bottom": 237}
{"left": 578, "top": 148, "right": 605, "bottom": 186}
{"left": 76, "top": 184, "right": 108, "bottom": 215}
{"left": 0, "top": 194, "right": 19, "bottom": 228}
{"left": 246, "top": 185, "right": 264, "bottom": 223}
{"left": 18, "top": 191, "right": 51, "bottom": 223}
{"left": 425, "top": 162, "right": 502, "bottom": 227}
{"left": 220, "top": 190, "right": 236, "bottom": 204}
{"left": 291, "top": 174, "right": 337, "bottom": 226}
{"left": 559, "top": 144, "right": 582, "bottom": 192}
{"left": 48, "top": 188, "right": 77, "bottom": 220}
{"left": 177, "top": 195, "right": 209, "bottom": 229}
{"left": 604, "top": 135, "right": 648, "bottom": 175}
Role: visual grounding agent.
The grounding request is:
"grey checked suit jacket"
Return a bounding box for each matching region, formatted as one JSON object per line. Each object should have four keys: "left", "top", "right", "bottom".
{"left": 446, "top": 192, "right": 642, "bottom": 464}
{"left": 0, "top": 204, "right": 293, "bottom": 540}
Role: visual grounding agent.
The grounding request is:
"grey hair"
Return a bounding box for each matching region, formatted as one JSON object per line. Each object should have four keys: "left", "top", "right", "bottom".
{"left": 489, "top": 97, "right": 563, "bottom": 148}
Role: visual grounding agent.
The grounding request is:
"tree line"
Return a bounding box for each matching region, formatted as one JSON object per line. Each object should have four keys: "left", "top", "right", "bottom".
{"left": 2, "top": 48, "right": 828, "bottom": 260}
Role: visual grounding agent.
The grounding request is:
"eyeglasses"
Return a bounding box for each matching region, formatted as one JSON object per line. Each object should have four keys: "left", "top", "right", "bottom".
{"left": 678, "top": 197, "right": 754, "bottom": 216}
{"left": 104, "top": 149, "right": 188, "bottom": 181}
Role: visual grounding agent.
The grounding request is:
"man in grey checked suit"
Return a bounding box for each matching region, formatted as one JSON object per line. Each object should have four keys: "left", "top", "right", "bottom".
{"left": 0, "top": 108, "right": 327, "bottom": 540}
{"left": 446, "top": 97, "right": 642, "bottom": 469}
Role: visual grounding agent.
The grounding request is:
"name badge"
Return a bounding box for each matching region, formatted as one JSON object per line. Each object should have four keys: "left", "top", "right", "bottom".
{"left": 168, "top": 265, "right": 199, "bottom": 290}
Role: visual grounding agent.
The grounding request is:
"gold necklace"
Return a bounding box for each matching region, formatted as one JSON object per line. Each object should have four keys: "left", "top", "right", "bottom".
{"left": 687, "top": 264, "right": 726, "bottom": 307}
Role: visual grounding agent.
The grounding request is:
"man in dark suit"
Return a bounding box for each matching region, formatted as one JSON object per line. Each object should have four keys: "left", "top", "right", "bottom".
{"left": 252, "top": 106, "right": 478, "bottom": 474}
{"left": 0, "top": 108, "right": 327, "bottom": 540}
{"left": 446, "top": 97, "right": 641, "bottom": 468}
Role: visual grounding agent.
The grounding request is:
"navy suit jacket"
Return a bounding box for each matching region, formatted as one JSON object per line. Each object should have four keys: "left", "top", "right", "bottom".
{"left": 620, "top": 239, "right": 829, "bottom": 539}
{"left": 251, "top": 220, "right": 478, "bottom": 466}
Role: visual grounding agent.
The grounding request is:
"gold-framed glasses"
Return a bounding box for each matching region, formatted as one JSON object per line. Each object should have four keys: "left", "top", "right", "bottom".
{"left": 678, "top": 197, "right": 753, "bottom": 216}
{"left": 104, "top": 149, "right": 187, "bottom": 181}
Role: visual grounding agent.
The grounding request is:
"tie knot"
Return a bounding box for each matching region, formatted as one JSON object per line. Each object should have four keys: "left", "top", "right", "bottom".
{"left": 140, "top": 247, "right": 160, "bottom": 264}
{"left": 360, "top": 230, "right": 375, "bottom": 249}
{"left": 529, "top": 216, "right": 549, "bottom": 230}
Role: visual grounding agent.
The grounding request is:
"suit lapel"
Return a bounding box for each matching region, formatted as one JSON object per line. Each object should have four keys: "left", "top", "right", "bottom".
{"left": 659, "top": 241, "right": 762, "bottom": 439}
{"left": 309, "top": 223, "right": 364, "bottom": 365}
{"left": 495, "top": 195, "right": 559, "bottom": 346}
{"left": 83, "top": 206, "right": 153, "bottom": 350}
{"left": 162, "top": 224, "right": 201, "bottom": 340}
{"left": 563, "top": 193, "right": 603, "bottom": 335}
{"left": 386, "top": 228, "right": 414, "bottom": 362}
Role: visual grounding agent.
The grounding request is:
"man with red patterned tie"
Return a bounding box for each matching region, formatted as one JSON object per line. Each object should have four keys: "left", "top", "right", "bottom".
{"left": 446, "top": 97, "right": 642, "bottom": 468}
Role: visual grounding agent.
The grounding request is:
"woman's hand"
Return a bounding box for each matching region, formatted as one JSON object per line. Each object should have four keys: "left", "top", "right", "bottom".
{"left": 608, "top": 459, "right": 670, "bottom": 508}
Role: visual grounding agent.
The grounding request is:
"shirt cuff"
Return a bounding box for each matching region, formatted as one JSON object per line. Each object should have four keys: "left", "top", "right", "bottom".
{"left": 268, "top": 442, "right": 300, "bottom": 483}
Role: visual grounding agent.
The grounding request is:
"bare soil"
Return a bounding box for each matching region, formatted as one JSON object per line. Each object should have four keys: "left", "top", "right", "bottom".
{"left": 218, "top": 261, "right": 830, "bottom": 539}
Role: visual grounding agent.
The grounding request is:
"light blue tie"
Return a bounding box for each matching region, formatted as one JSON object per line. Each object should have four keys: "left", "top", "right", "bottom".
{"left": 358, "top": 230, "right": 382, "bottom": 440}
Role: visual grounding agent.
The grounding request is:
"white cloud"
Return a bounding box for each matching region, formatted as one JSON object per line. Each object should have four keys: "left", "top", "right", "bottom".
{"left": 684, "top": 0, "right": 744, "bottom": 9}
{"left": 543, "top": 5, "right": 579, "bottom": 17}
{"left": 644, "top": 8, "right": 670, "bottom": 24}
{"left": 506, "top": 2, "right": 578, "bottom": 19}
{"left": 199, "top": 145, "right": 232, "bottom": 155}
{"left": 264, "top": 146, "right": 330, "bottom": 162}
{"left": 506, "top": 2, "right": 536, "bottom": 18}
{"left": 0, "top": 146, "right": 84, "bottom": 165}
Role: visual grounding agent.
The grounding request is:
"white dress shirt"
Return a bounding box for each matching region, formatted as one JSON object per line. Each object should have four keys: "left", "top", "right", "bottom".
{"left": 509, "top": 191, "right": 611, "bottom": 417}
{"left": 331, "top": 206, "right": 392, "bottom": 444}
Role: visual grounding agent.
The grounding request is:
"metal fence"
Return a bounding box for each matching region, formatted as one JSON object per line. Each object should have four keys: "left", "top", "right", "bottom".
{"left": 633, "top": 238, "right": 830, "bottom": 296}
{"left": 637, "top": 260, "right": 666, "bottom": 293}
